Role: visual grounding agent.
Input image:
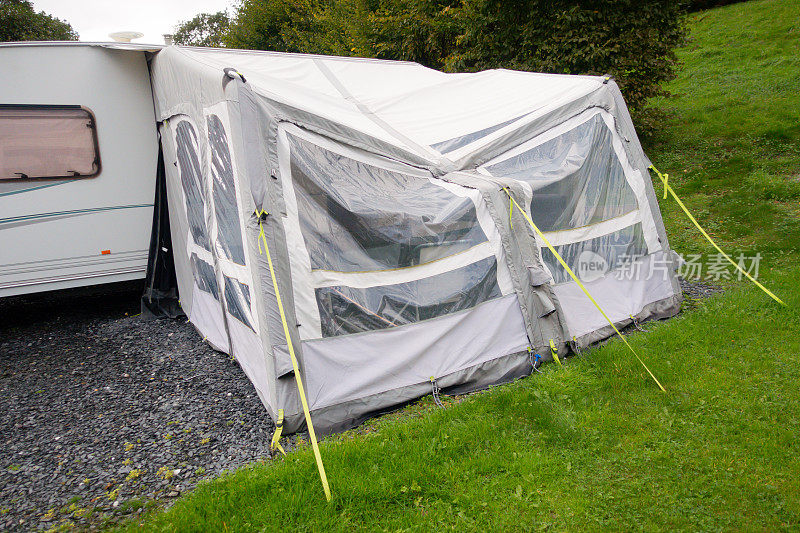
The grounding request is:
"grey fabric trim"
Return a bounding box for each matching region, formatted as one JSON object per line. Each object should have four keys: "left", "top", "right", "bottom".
{"left": 157, "top": 103, "right": 200, "bottom": 124}
{"left": 272, "top": 345, "right": 294, "bottom": 378}
{"left": 224, "top": 78, "right": 282, "bottom": 415}
{"left": 285, "top": 348, "right": 537, "bottom": 435}
{"left": 253, "top": 96, "right": 440, "bottom": 185}
{"left": 249, "top": 212, "right": 304, "bottom": 421}
{"left": 571, "top": 293, "right": 682, "bottom": 349}
{"left": 603, "top": 81, "right": 647, "bottom": 169}
{"left": 501, "top": 183, "right": 567, "bottom": 348}
{"left": 234, "top": 81, "right": 269, "bottom": 208}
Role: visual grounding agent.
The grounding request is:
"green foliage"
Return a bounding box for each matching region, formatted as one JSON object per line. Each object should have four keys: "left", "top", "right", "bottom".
{"left": 687, "top": 0, "right": 751, "bottom": 12}
{"left": 357, "top": 0, "right": 463, "bottom": 69}
{"left": 224, "top": 0, "right": 321, "bottom": 53}
{"left": 0, "top": 0, "right": 78, "bottom": 42}
{"left": 173, "top": 11, "right": 230, "bottom": 47}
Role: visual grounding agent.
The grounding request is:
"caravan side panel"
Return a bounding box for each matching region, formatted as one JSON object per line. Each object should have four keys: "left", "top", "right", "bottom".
{"left": 0, "top": 46, "right": 157, "bottom": 297}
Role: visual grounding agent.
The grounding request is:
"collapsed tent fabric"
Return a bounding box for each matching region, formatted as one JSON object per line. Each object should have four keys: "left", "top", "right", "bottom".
{"left": 149, "top": 46, "right": 682, "bottom": 434}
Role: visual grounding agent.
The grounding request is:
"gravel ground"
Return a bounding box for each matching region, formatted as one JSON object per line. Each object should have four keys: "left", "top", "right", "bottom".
{"left": 0, "top": 283, "right": 281, "bottom": 531}
{"left": 0, "top": 277, "right": 722, "bottom": 530}
{"left": 679, "top": 276, "right": 726, "bottom": 300}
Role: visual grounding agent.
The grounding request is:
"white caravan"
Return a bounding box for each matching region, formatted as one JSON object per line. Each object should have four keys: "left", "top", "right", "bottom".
{"left": 0, "top": 43, "right": 159, "bottom": 297}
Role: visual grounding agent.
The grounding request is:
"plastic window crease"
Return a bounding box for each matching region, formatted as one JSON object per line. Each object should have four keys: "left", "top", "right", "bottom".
{"left": 315, "top": 256, "right": 501, "bottom": 337}
{"left": 207, "top": 113, "right": 247, "bottom": 266}
{"left": 287, "top": 132, "right": 489, "bottom": 273}
{"left": 190, "top": 252, "right": 220, "bottom": 299}
{"left": 484, "top": 113, "right": 638, "bottom": 233}
{"left": 175, "top": 119, "right": 212, "bottom": 251}
{"left": 223, "top": 275, "right": 255, "bottom": 331}
{"left": 541, "top": 223, "right": 648, "bottom": 284}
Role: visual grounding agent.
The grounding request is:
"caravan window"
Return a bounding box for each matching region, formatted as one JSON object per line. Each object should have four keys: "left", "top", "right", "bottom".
{"left": 0, "top": 105, "right": 100, "bottom": 180}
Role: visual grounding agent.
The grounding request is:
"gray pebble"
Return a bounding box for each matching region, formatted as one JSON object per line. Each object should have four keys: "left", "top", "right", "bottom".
{"left": 0, "top": 283, "right": 303, "bottom": 530}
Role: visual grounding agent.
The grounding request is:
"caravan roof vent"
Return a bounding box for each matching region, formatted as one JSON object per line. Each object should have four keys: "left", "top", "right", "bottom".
{"left": 108, "top": 31, "right": 144, "bottom": 43}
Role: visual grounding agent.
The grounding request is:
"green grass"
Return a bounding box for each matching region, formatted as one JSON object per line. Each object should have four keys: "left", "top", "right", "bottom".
{"left": 124, "top": 1, "right": 800, "bottom": 530}
{"left": 648, "top": 0, "right": 800, "bottom": 256}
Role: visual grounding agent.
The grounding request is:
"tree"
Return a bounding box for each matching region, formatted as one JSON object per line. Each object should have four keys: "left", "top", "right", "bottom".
{"left": 224, "top": 0, "right": 324, "bottom": 53}
{"left": 173, "top": 11, "right": 230, "bottom": 48}
{"left": 0, "top": 0, "right": 78, "bottom": 41}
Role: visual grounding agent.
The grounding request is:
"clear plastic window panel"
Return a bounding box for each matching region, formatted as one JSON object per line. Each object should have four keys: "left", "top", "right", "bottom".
{"left": 175, "top": 120, "right": 210, "bottom": 250}
{"left": 223, "top": 276, "right": 254, "bottom": 331}
{"left": 542, "top": 224, "right": 648, "bottom": 284}
{"left": 207, "top": 114, "right": 246, "bottom": 265}
{"left": 315, "top": 257, "right": 501, "bottom": 337}
{"left": 190, "top": 253, "right": 219, "bottom": 299}
{"left": 288, "top": 133, "right": 488, "bottom": 273}
{"left": 486, "top": 114, "right": 638, "bottom": 232}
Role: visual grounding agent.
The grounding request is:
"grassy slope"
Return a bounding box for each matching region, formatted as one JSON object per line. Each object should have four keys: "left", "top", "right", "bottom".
{"left": 649, "top": 0, "right": 800, "bottom": 256}
{"left": 126, "top": 1, "right": 800, "bottom": 530}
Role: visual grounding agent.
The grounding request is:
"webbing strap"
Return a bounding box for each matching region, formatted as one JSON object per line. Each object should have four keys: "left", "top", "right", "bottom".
{"left": 504, "top": 189, "right": 666, "bottom": 392}
{"left": 270, "top": 408, "right": 286, "bottom": 456}
{"left": 257, "top": 212, "right": 332, "bottom": 501}
{"left": 649, "top": 165, "right": 785, "bottom": 307}
{"left": 549, "top": 339, "right": 562, "bottom": 367}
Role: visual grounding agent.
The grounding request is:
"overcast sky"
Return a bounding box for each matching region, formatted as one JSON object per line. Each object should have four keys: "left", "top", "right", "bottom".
{"left": 32, "top": 0, "right": 234, "bottom": 44}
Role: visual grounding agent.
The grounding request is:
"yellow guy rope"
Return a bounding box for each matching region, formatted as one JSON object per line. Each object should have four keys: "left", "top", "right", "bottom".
{"left": 649, "top": 165, "right": 785, "bottom": 307}
{"left": 257, "top": 211, "right": 332, "bottom": 501}
{"left": 503, "top": 189, "right": 666, "bottom": 392}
